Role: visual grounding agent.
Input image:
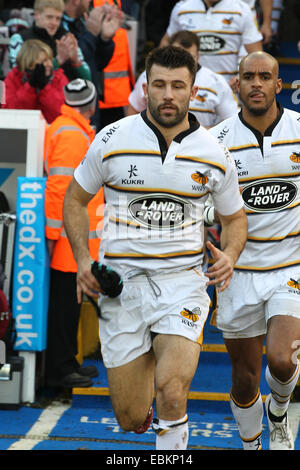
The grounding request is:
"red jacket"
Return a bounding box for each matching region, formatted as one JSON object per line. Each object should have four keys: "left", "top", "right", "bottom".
{"left": 3, "top": 67, "right": 69, "bottom": 123}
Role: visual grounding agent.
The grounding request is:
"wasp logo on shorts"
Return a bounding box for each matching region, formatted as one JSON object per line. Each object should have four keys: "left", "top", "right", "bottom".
{"left": 290, "top": 152, "right": 300, "bottom": 163}
{"left": 288, "top": 278, "right": 300, "bottom": 290}
{"left": 191, "top": 171, "right": 208, "bottom": 185}
{"left": 242, "top": 179, "right": 297, "bottom": 212}
{"left": 181, "top": 308, "right": 200, "bottom": 323}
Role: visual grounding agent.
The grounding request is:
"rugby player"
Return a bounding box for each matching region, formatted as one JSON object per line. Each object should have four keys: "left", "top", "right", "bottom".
{"left": 210, "top": 51, "right": 300, "bottom": 450}
{"left": 63, "top": 46, "right": 247, "bottom": 450}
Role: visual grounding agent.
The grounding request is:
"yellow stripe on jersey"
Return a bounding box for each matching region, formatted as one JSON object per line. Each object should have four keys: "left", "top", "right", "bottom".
{"left": 229, "top": 143, "right": 259, "bottom": 152}
{"left": 178, "top": 10, "right": 206, "bottom": 15}
{"left": 239, "top": 171, "right": 300, "bottom": 184}
{"left": 245, "top": 200, "right": 300, "bottom": 215}
{"left": 103, "top": 150, "right": 161, "bottom": 161}
{"left": 194, "top": 30, "right": 242, "bottom": 35}
{"left": 247, "top": 230, "right": 300, "bottom": 242}
{"left": 175, "top": 155, "right": 226, "bottom": 173}
{"left": 235, "top": 259, "right": 300, "bottom": 271}
{"left": 198, "top": 87, "right": 217, "bottom": 95}
{"left": 271, "top": 139, "right": 300, "bottom": 147}
{"left": 213, "top": 51, "right": 239, "bottom": 55}
{"left": 189, "top": 108, "right": 215, "bottom": 113}
{"left": 104, "top": 249, "right": 203, "bottom": 259}
{"left": 211, "top": 10, "right": 242, "bottom": 15}
{"left": 109, "top": 216, "right": 141, "bottom": 228}
{"left": 289, "top": 200, "right": 300, "bottom": 209}
{"left": 105, "top": 183, "right": 210, "bottom": 199}
{"left": 217, "top": 70, "right": 239, "bottom": 75}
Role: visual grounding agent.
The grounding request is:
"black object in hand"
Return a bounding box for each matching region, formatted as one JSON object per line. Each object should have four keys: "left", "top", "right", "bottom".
{"left": 28, "top": 63, "right": 49, "bottom": 89}
{"left": 91, "top": 261, "right": 123, "bottom": 298}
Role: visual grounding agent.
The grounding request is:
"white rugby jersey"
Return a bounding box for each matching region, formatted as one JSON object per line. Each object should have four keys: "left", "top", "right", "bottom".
{"left": 129, "top": 67, "right": 238, "bottom": 128}
{"left": 166, "top": 0, "right": 262, "bottom": 82}
{"left": 210, "top": 105, "right": 300, "bottom": 272}
{"left": 74, "top": 112, "right": 243, "bottom": 277}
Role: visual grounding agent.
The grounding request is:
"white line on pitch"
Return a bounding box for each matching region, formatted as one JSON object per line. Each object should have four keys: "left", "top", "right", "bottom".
{"left": 8, "top": 401, "right": 71, "bottom": 450}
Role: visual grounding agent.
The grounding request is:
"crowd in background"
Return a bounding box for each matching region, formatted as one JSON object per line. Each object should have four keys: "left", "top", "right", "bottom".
{"left": 0, "top": 0, "right": 290, "bottom": 132}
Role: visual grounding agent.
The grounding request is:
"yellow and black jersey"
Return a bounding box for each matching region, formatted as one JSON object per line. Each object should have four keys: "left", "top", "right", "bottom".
{"left": 74, "top": 111, "right": 243, "bottom": 277}
{"left": 166, "top": 0, "right": 262, "bottom": 83}
{"left": 210, "top": 105, "right": 300, "bottom": 272}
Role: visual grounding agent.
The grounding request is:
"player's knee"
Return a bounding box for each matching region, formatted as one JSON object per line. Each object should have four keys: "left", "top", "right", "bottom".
{"left": 156, "top": 375, "right": 187, "bottom": 411}
{"left": 267, "top": 351, "right": 295, "bottom": 382}
{"left": 232, "top": 365, "right": 260, "bottom": 399}
{"left": 116, "top": 412, "right": 145, "bottom": 432}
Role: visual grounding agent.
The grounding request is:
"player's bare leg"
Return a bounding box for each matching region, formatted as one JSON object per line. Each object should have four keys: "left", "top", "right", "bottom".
{"left": 106, "top": 349, "right": 155, "bottom": 432}
{"left": 152, "top": 334, "right": 201, "bottom": 449}
{"left": 265, "top": 315, "right": 300, "bottom": 450}
{"left": 224, "top": 335, "right": 265, "bottom": 449}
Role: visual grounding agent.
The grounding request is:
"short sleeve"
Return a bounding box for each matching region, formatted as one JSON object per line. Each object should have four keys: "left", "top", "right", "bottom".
{"left": 241, "top": 3, "right": 263, "bottom": 45}
{"left": 74, "top": 134, "right": 104, "bottom": 195}
{"left": 128, "top": 71, "right": 147, "bottom": 113}
{"left": 211, "top": 144, "right": 244, "bottom": 216}
{"left": 166, "top": 1, "right": 184, "bottom": 37}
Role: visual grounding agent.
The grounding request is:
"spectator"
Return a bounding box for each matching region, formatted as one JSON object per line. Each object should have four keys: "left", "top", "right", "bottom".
{"left": 44, "top": 78, "right": 105, "bottom": 388}
{"left": 8, "top": 0, "right": 91, "bottom": 81}
{"left": 2, "top": 39, "right": 68, "bottom": 123}
{"left": 93, "top": 0, "right": 135, "bottom": 129}
{"left": 122, "top": 0, "right": 140, "bottom": 19}
{"left": 62, "top": 0, "right": 122, "bottom": 130}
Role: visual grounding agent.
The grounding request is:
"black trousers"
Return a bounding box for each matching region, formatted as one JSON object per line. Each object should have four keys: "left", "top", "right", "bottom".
{"left": 46, "top": 269, "right": 81, "bottom": 381}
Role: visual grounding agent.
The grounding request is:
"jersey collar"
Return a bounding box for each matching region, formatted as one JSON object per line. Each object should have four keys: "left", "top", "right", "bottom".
{"left": 238, "top": 102, "right": 284, "bottom": 137}
{"left": 238, "top": 102, "right": 284, "bottom": 155}
{"left": 141, "top": 110, "right": 200, "bottom": 162}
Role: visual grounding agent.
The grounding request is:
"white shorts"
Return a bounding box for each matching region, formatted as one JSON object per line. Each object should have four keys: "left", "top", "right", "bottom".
{"left": 216, "top": 266, "right": 300, "bottom": 339}
{"left": 98, "top": 267, "right": 210, "bottom": 368}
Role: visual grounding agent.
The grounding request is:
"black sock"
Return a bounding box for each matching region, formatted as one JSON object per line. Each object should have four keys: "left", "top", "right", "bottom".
{"left": 268, "top": 404, "right": 286, "bottom": 423}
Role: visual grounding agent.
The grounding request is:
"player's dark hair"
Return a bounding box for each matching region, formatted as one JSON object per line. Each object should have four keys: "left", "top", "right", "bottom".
{"left": 145, "top": 46, "right": 197, "bottom": 84}
{"left": 169, "top": 30, "right": 200, "bottom": 51}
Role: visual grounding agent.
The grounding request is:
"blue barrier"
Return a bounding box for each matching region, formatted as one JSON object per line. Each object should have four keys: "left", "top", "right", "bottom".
{"left": 12, "top": 177, "right": 49, "bottom": 351}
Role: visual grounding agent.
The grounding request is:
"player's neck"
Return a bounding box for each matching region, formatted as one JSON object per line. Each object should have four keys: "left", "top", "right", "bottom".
{"left": 146, "top": 110, "right": 191, "bottom": 148}
{"left": 241, "top": 102, "right": 279, "bottom": 135}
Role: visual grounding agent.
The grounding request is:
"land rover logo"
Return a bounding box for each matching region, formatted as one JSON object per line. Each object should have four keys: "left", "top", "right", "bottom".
{"left": 128, "top": 194, "right": 191, "bottom": 229}
{"left": 242, "top": 179, "right": 297, "bottom": 212}
{"left": 199, "top": 35, "right": 226, "bottom": 53}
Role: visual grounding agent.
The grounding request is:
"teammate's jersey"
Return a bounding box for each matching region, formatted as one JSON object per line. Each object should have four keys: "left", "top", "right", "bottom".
{"left": 210, "top": 105, "right": 300, "bottom": 272}
{"left": 241, "top": 0, "right": 256, "bottom": 13}
{"left": 166, "top": 0, "right": 262, "bottom": 82}
{"left": 129, "top": 67, "right": 238, "bottom": 128}
{"left": 74, "top": 112, "right": 243, "bottom": 277}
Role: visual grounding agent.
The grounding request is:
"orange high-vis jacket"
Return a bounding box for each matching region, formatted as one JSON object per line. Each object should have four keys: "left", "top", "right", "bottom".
{"left": 93, "top": 0, "right": 135, "bottom": 108}
{"left": 44, "top": 104, "right": 104, "bottom": 272}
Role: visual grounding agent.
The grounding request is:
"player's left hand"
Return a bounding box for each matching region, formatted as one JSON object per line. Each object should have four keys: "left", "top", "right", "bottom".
{"left": 204, "top": 241, "right": 234, "bottom": 292}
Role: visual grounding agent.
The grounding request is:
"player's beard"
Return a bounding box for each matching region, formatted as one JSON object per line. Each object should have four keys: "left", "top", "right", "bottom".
{"left": 147, "top": 96, "right": 189, "bottom": 128}
{"left": 241, "top": 90, "right": 276, "bottom": 116}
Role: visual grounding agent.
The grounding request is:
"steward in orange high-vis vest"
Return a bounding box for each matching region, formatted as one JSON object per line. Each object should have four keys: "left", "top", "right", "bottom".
{"left": 44, "top": 79, "right": 104, "bottom": 388}
{"left": 44, "top": 99, "right": 104, "bottom": 273}
{"left": 93, "top": 0, "right": 135, "bottom": 124}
